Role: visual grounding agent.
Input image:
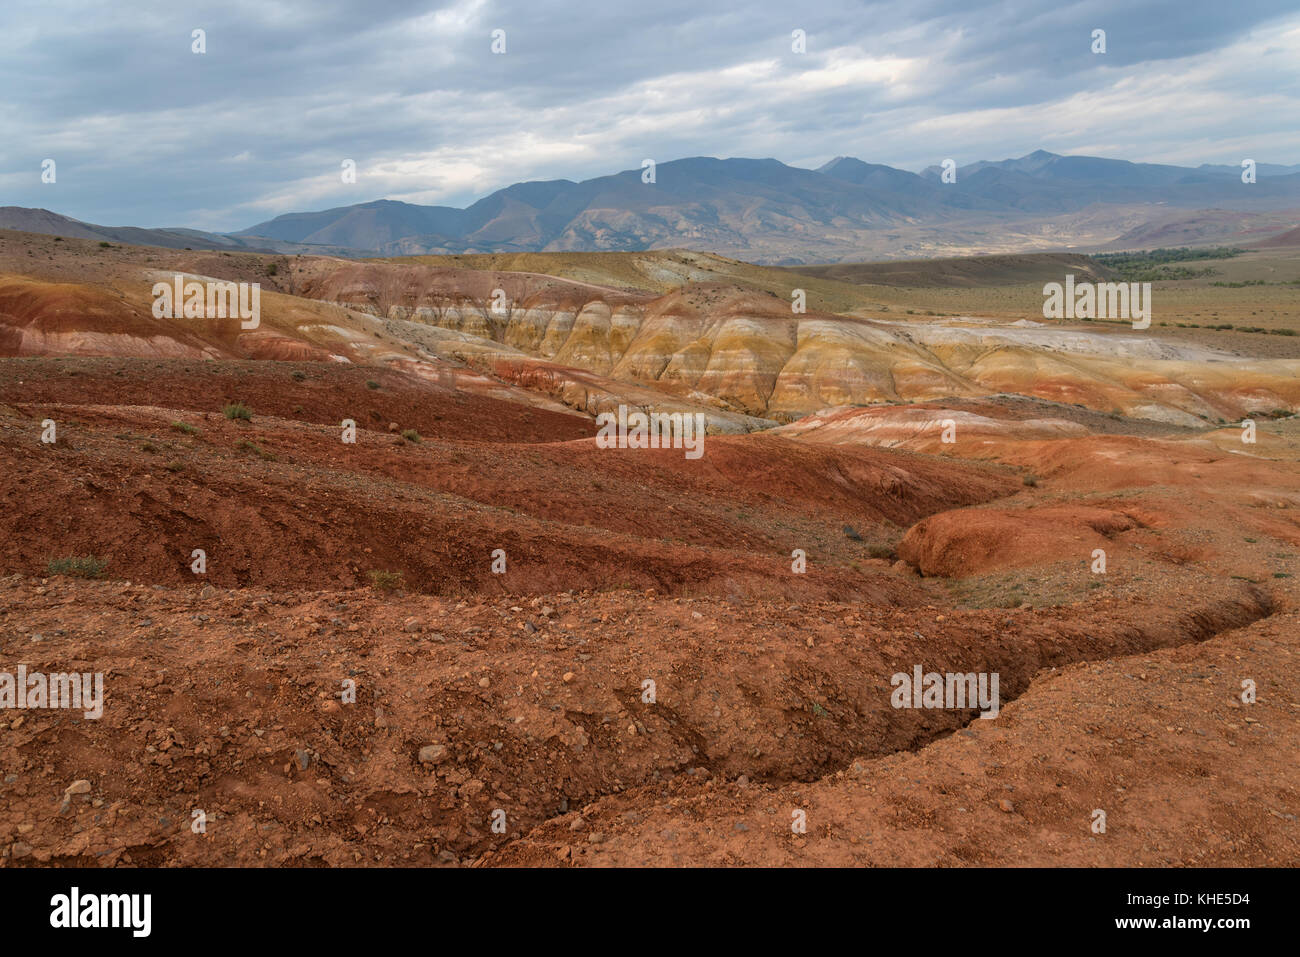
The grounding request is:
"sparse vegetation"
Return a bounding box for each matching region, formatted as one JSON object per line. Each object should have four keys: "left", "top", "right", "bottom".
{"left": 1095, "top": 247, "right": 1244, "bottom": 282}
{"left": 223, "top": 402, "right": 252, "bottom": 421}
{"left": 47, "top": 555, "right": 108, "bottom": 579}
{"left": 401, "top": 429, "right": 420, "bottom": 443}
{"left": 171, "top": 421, "right": 199, "bottom": 435}
{"left": 366, "top": 380, "right": 380, "bottom": 390}
{"left": 366, "top": 569, "right": 405, "bottom": 592}
{"left": 236, "top": 439, "right": 275, "bottom": 460}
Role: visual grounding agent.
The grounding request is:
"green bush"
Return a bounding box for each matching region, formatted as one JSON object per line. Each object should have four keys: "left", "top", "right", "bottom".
{"left": 222, "top": 402, "right": 252, "bottom": 421}
{"left": 47, "top": 555, "right": 108, "bottom": 579}
{"left": 366, "top": 569, "right": 404, "bottom": 592}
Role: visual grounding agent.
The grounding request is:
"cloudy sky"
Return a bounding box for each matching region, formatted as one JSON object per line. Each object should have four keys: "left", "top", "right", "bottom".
{"left": 2, "top": 0, "right": 1298, "bottom": 231}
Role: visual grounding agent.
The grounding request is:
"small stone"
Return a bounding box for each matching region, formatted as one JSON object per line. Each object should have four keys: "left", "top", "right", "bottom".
{"left": 320, "top": 699, "right": 341, "bottom": 714}
{"left": 478, "top": 676, "right": 490, "bottom": 688}
{"left": 403, "top": 617, "right": 423, "bottom": 633}
{"left": 65, "top": 779, "right": 92, "bottom": 795}
{"left": 562, "top": 672, "right": 575, "bottom": 683}
{"left": 998, "top": 799, "right": 1014, "bottom": 813}
{"left": 294, "top": 749, "right": 311, "bottom": 771}
{"left": 418, "top": 744, "right": 448, "bottom": 764}
{"left": 200, "top": 585, "right": 216, "bottom": 599}
{"left": 11, "top": 842, "right": 32, "bottom": 859}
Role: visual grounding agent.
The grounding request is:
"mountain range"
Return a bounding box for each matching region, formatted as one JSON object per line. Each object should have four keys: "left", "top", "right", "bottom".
{"left": 5, "top": 151, "right": 1300, "bottom": 264}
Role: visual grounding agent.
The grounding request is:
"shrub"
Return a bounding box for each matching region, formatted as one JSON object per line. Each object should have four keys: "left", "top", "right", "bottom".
{"left": 222, "top": 402, "right": 252, "bottom": 421}
{"left": 401, "top": 429, "right": 420, "bottom": 443}
{"left": 1023, "top": 474, "right": 1038, "bottom": 487}
{"left": 236, "top": 439, "right": 275, "bottom": 461}
{"left": 171, "top": 421, "right": 199, "bottom": 435}
{"left": 47, "top": 555, "right": 108, "bottom": 579}
{"left": 366, "top": 569, "right": 404, "bottom": 592}
{"left": 366, "top": 380, "right": 380, "bottom": 390}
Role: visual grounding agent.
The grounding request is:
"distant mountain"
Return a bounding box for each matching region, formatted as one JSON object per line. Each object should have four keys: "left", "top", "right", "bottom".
{"left": 0, "top": 207, "right": 364, "bottom": 257}
{"left": 6, "top": 151, "right": 1300, "bottom": 265}
{"left": 234, "top": 152, "right": 1300, "bottom": 263}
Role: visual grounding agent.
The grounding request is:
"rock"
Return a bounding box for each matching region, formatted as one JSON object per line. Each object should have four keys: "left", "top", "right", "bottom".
{"left": 11, "top": 842, "right": 32, "bottom": 859}
{"left": 524, "top": 621, "right": 537, "bottom": 634}
{"left": 418, "top": 744, "right": 448, "bottom": 764}
{"left": 842, "top": 524, "right": 863, "bottom": 542}
{"left": 320, "top": 699, "right": 341, "bottom": 714}
{"left": 294, "top": 749, "right": 311, "bottom": 771}
{"left": 998, "top": 798, "right": 1015, "bottom": 813}
{"left": 388, "top": 422, "right": 399, "bottom": 433}
{"left": 65, "top": 779, "right": 92, "bottom": 795}
{"left": 562, "top": 672, "right": 575, "bottom": 683}
{"left": 200, "top": 585, "right": 216, "bottom": 599}
{"left": 477, "top": 676, "right": 490, "bottom": 688}
{"left": 403, "top": 616, "right": 423, "bottom": 633}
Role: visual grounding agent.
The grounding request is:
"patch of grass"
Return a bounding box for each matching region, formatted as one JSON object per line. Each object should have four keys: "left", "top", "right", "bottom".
{"left": 366, "top": 569, "right": 404, "bottom": 592}
{"left": 236, "top": 439, "right": 275, "bottom": 461}
{"left": 140, "top": 442, "right": 159, "bottom": 454}
{"left": 867, "top": 543, "right": 895, "bottom": 560}
{"left": 1022, "top": 474, "right": 1038, "bottom": 487}
{"left": 401, "top": 429, "right": 420, "bottom": 443}
{"left": 171, "top": 421, "right": 199, "bottom": 435}
{"left": 291, "top": 370, "right": 306, "bottom": 382}
{"left": 222, "top": 402, "right": 252, "bottom": 421}
{"left": 164, "top": 461, "right": 185, "bottom": 473}
{"left": 47, "top": 555, "right": 108, "bottom": 579}
{"left": 366, "top": 380, "right": 380, "bottom": 390}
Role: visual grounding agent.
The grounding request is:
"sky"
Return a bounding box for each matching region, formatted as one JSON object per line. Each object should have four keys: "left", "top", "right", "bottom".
{"left": 2, "top": 0, "right": 1298, "bottom": 231}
